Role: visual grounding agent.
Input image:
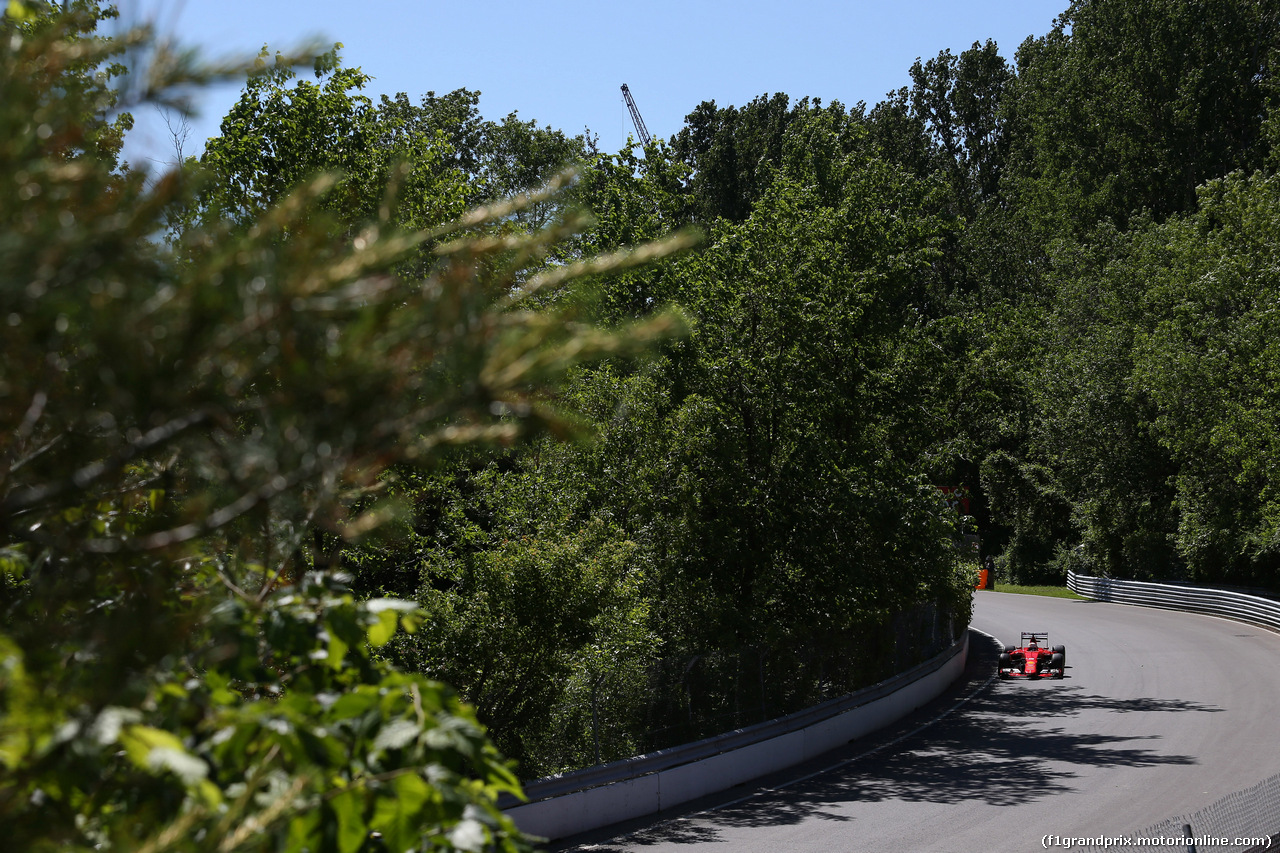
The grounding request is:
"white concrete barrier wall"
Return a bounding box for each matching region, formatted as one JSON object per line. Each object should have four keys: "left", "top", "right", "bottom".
{"left": 658, "top": 728, "right": 807, "bottom": 809}
{"left": 799, "top": 660, "right": 947, "bottom": 760}
{"left": 506, "top": 633, "right": 969, "bottom": 841}
{"left": 506, "top": 775, "right": 660, "bottom": 841}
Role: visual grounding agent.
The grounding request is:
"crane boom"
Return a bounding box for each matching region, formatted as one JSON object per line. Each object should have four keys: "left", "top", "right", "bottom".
{"left": 620, "top": 84, "right": 652, "bottom": 147}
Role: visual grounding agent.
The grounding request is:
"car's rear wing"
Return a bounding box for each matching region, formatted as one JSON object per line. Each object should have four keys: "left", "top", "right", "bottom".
{"left": 1020, "top": 631, "right": 1049, "bottom": 644}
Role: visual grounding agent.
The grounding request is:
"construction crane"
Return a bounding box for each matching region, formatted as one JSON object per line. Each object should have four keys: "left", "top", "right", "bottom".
{"left": 620, "top": 84, "right": 652, "bottom": 147}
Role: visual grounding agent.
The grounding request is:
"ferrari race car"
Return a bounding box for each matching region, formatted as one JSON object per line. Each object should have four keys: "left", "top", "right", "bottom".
{"left": 997, "top": 632, "right": 1067, "bottom": 679}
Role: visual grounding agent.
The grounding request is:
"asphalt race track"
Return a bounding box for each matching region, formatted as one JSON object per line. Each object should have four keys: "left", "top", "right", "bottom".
{"left": 553, "top": 591, "right": 1280, "bottom": 853}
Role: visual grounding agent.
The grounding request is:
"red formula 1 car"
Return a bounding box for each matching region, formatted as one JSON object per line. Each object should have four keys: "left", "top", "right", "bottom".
{"left": 997, "top": 632, "right": 1067, "bottom": 679}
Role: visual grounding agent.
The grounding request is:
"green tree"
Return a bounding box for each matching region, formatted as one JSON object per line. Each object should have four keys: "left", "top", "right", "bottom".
{"left": 672, "top": 93, "right": 825, "bottom": 224}
{"left": 1016, "top": 226, "right": 1180, "bottom": 581}
{"left": 199, "top": 45, "right": 467, "bottom": 234}
{"left": 373, "top": 88, "right": 589, "bottom": 231}
{"left": 662, "top": 166, "right": 961, "bottom": 649}
{"left": 1005, "top": 0, "right": 1280, "bottom": 236}
{"left": 909, "top": 39, "right": 1013, "bottom": 211}
{"left": 568, "top": 138, "right": 695, "bottom": 321}
{"left": 0, "top": 3, "right": 689, "bottom": 848}
{"left": 1130, "top": 170, "right": 1280, "bottom": 587}
{"left": 350, "top": 365, "right": 678, "bottom": 777}
{"left": 865, "top": 87, "right": 933, "bottom": 177}
{"left": 340, "top": 99, "right": 976, "bottom": 774}
{"left": 199, "top": 54, "right": 589, "bottom": 255}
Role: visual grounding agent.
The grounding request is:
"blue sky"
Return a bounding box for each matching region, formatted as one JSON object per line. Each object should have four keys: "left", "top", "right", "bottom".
{"left": 118, "top": 0, "right": 1068, "bottom": 170}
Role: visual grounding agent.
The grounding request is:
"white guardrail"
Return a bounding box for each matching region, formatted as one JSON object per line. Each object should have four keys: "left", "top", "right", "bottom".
{"left": 502, "top": 632, "right": 969, "bottom": 841}
{"left": 1067, "top": 570, "right": 1280, "bottom": 632}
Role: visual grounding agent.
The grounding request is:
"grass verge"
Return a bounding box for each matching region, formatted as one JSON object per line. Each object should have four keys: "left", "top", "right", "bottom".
{"left": 988, "top": 583, "right": 1088, "bottom": 600}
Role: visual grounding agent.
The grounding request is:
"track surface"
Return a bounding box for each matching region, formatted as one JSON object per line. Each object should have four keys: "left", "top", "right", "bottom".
{"left": 553, "top": 591, "right": 1280, "bottom": 853}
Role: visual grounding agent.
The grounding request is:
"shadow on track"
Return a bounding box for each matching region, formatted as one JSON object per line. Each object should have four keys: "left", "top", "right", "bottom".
{"left": 565, "top": 631, "right": 1221, "bottom": 850}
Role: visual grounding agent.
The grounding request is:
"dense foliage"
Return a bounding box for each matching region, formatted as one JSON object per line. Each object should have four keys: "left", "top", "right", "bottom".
{"left": 8, "top": 0, "right": 1280, "bottom": 846}
{"left": 0, "top": 2, "right": 683, "bottom": 849}
{"left": 980, "top": 0, "right": 1280, "bottom": 586}
{"left": 342, "top": 99, "right": 976, "bottom": 774}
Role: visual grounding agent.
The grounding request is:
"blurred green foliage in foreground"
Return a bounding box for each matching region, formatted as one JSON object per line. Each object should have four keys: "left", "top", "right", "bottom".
{"left": 0, "top": 2, "right": 690, "bottom": 849}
